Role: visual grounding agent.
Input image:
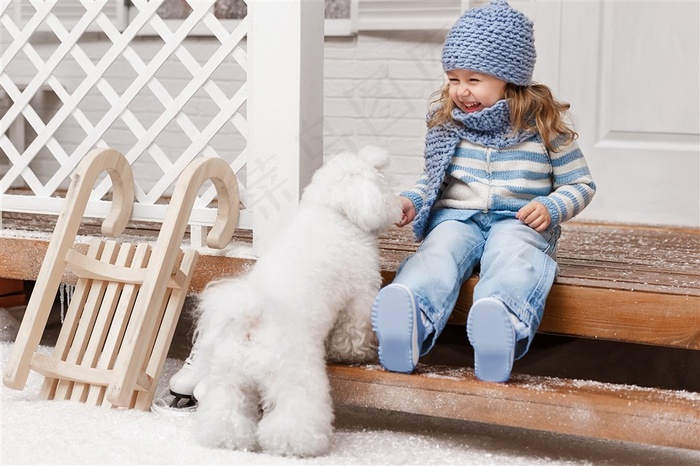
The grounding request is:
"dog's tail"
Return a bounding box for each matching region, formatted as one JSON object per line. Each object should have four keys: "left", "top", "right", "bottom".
{"left": 192, "top": 278, "right": 263, "bottom": 359}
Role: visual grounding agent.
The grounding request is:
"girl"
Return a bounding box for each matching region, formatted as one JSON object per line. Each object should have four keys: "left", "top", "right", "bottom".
{"left": 371, "top": 0, "right": 596, "bottom": 382}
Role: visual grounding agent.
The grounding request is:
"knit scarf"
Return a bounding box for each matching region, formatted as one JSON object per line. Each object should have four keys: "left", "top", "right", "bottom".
{"left": 412, "top": 99, "right": 534, "bottom": 240}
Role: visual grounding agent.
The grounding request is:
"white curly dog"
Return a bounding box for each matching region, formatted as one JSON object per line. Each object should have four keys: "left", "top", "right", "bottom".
{"left": 192, "top": 147, "right": 402, "bottom": 457}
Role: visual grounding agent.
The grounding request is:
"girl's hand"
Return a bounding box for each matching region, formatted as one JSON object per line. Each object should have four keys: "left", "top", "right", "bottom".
{"left": 517, "top": 201, "right": 551, "bottom": 232}
{"left": 396, "top": 196, "right": 416, "bottom": 227}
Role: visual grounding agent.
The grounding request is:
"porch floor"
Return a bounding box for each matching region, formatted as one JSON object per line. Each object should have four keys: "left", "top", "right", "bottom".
{"left": 2, "top": 212, "right": 699, "bottom": 295}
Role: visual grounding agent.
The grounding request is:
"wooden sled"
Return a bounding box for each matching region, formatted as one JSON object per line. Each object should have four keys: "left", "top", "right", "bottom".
{"left": 2, "top": 148, "right": 239, "bottom": 410}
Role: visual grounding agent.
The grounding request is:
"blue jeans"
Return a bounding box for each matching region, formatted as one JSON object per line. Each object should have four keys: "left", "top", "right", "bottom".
{"left": 392, "top": 213, "right": 560, "bottom": 360}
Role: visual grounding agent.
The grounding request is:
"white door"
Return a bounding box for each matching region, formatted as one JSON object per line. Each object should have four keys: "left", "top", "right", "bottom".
{"left": 526, "top": 0, "right": 699, "bottom": 227}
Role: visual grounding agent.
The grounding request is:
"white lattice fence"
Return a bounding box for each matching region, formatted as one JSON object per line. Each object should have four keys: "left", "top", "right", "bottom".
{"left": 1, "top": 0, "right": 325, "bottom": 250}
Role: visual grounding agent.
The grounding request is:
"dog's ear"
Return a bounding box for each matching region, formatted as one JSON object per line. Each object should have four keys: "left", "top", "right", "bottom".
{"left": 340, "top": 172, "right": 392, "bottom": 234}
{"left": 358, "top": 146, "right": 390, "bottom": 171}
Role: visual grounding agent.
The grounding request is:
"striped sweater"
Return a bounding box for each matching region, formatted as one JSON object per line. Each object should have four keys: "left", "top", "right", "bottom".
{"left": 402, "top": 134, "right": 596, "bottom": 232}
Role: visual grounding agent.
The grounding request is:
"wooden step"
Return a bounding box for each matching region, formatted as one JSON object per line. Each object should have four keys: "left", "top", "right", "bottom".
{"left": 328, "top": 363, "right": 700, "bottom": 450}
{"left": 2, "top": 213, "right": 699, "bottom": 448}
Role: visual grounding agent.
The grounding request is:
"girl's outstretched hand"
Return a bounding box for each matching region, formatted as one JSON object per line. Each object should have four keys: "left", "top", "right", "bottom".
{"left": 517, "top": 201, "right": 551, "bottom": 232}
{"left": 396, "top": 196, "right": 416, "bottom": 227}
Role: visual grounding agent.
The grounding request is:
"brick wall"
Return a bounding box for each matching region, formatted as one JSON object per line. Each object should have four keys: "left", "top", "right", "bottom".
{"left": 324, "top": 31, "right": 446, "bottom": 193}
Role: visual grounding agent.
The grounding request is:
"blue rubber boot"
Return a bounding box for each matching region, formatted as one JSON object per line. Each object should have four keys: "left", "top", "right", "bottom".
{"left": 467, "top": 297, "right": 516, "bottom": 382}
{"left": 371, "top": 284, "right": 425, "bottom": 374}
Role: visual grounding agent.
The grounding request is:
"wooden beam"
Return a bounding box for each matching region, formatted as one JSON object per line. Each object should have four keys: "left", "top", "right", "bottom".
{"left": 328, "top": 364, "right": 700, "bottom": 451}
{"left": 0, "top": 236, "right": 254, "bottom": 295}
{"left": 0, "top": 277, "right": 26, "bottom": 307}
{"left": 2, "top": 230, "right": 698, "bottom": 350}
{"left": 451, "top": 278, "right": 700, "bottom": 350}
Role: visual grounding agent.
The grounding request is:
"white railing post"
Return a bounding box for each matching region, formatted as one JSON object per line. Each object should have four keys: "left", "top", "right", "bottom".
{"left": 247, "top": 0, "right": 324, "bottom": 253}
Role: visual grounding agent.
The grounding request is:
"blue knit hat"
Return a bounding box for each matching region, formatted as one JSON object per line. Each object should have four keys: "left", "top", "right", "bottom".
{"left": 442, "top": 0, "right": 536, "bottom": 86}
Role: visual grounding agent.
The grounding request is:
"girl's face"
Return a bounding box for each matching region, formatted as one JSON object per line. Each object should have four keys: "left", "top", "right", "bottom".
{"left": 447, "top": 69, "right": 507, "bottom": 114}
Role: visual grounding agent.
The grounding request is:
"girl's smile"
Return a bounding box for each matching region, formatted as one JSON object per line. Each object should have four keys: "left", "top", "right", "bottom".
{"left": 447, "top": 70, "right": 507, "bottom": 113}
{"left": 461, "top": 101, "right": 482, "bottom": 113}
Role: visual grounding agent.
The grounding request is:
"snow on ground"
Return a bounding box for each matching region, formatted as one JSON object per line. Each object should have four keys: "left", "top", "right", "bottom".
{"left": 2, "top": 308, "right": 698, "bottom": 465}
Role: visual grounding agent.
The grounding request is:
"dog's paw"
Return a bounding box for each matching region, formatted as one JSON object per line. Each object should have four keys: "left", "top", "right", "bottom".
{"left": 193, "top": 385, "right": 258, "bottom": 451}
{"left": 256, "top": 412, "right": 332, "bottom": 457}
{"left": 194, "top": 420, "right": 257, "bottom": 452}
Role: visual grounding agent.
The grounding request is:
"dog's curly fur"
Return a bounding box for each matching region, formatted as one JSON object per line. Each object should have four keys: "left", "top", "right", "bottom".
{"left": 191, "top": 147, "right": 402, "bottom": 457}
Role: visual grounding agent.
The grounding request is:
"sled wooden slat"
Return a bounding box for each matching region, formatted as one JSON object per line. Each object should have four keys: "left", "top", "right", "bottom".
{"left": 31, "top": 353, "right": 151, "bottom": 392}
{"left": 65, "top": 248, "right": 187, "bottom": 289}
{"left": 328, "top": 364, "right": 700, "bottom": 451}
{"left": 2, "top": 148, "right": 240, "bottom": 411}
{"left": 134, "top": 249, "right": 199, "bottom": 410}
{"left": 87, "top": 242, "right": 151, "bottom": 406}
{"left": 53, "top": 239, "right": 119, "bottom": 401}
{"left": 40, "top": 238, "right": 106, "bottom": 400}
{"left": 75, "top": 242, "right": 137, "bottom": 400}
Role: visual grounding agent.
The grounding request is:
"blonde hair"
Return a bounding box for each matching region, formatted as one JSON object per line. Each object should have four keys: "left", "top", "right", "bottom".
{"left": 427, "top": 82, "right": 577, "bottom": 153}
